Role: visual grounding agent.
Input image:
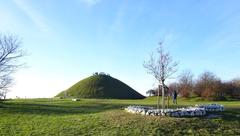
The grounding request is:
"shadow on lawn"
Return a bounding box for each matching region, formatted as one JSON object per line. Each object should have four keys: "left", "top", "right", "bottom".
{"left": 0, "top": 101, "right": 127, "bottom": 115}
{"left": 220, "top": 109, "right": 240, "bottom": 122}
{"left": 0, "top": 100, "right": 239, "bottom": 123}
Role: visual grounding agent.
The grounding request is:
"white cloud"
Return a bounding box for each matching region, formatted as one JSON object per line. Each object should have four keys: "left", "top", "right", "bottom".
{"left": 13, "top": 0, "right": 50, "bottom": 33}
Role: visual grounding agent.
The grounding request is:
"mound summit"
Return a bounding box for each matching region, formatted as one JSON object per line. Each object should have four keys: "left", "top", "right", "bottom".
{"left": 56, "top": 73, "right": 145, "bottom": 99}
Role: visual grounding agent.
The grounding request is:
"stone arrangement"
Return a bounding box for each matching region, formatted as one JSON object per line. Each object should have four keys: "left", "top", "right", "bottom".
{"left": 195, "top": 104, "right": 224, "bottom": 111}
{"left": 72, "top": 98, "right": 80, "bottom": 101}
{"left": 125, "top": 104, "right": 224, "bottom": 117}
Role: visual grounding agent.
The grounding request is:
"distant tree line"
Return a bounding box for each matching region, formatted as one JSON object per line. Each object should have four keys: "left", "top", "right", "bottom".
{"left": 144, "top": 41, "right": 240, "bottom": 103}
{"left": 176, "top": 70, "right": 240, "bottom": 100}
{"left": 147, "top": 70, "right": 240, "bottom": 100}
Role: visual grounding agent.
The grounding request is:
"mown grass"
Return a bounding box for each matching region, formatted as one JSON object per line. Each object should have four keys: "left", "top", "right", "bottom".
{"left": 0, "top": 97, "right": 239, "bottom": 136}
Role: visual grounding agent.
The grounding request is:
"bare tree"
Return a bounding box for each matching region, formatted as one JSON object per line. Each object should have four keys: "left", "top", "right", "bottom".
{"left": 178, "top": 70, "right": 194, "bottom": 97}
{"left": 144, "top": 42, "right": 178, "bottom": 109}
{"left": 0, "top": 33, "right": 24, "bottom": 99}
{"left": 230, "top": 78, "right": 240, "bottom": 99}
{"left": 146, "top": 89, "right": 157, "bottom": 97}
{"left": 195, "top": 71, "right": 223, "bottom": 100}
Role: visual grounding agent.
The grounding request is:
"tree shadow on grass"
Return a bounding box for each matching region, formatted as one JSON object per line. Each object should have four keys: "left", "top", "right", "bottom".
{"left": 0, "top": 101, "right": 128, "bottom": 115}
{"left": 219, "top": 108, "right": 240, "bottom": 122}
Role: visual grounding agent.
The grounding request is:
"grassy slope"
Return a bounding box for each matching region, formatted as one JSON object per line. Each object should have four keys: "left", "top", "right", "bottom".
{"left": 56, "top": 75, "right": 145, "bottom": 99}
{"left": 0, "top": 97, "right": 239, "bottom": 136}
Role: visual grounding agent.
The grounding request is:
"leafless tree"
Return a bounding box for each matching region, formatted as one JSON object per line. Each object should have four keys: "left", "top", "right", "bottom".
{"left": 178, "top": 70, "right": 194, "bottom": 97}
{"left": 195, "top": 71, "right": 223, "bottom": 100}
{"left": 0, "top": 33, "right": 24, "bottom": 99}
{"left": 230, "top": 78, "right": 240, "bottom": 99}
{"left": 143, "top": 42, "right": 178, "bottom": 109}
{"left": 146, "top": 89, "right": 157, "bottom": 96}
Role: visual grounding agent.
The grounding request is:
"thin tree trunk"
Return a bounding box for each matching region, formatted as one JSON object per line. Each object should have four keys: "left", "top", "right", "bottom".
{"left": 167, "top": 96, "right": 169, "bottom": 109}
{"left": 162, "top": 81, "right": 165, "bottom": 109}
{"left": 157, "top": 85, "right": 160, "bottom": 109}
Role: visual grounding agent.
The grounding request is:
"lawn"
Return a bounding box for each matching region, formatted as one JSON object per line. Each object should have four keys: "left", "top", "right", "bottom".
{"left": 0, "top": 97, "right": 239, "bottom": 136}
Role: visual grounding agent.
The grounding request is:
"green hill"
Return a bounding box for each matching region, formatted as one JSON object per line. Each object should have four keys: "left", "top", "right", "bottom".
{"left": 56, "top": 74, "right": 145, "bottom": 99}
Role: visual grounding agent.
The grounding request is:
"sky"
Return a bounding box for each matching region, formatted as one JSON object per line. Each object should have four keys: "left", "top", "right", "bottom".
{"left": 0, "top": 0, "right": 240, "bottom": 98}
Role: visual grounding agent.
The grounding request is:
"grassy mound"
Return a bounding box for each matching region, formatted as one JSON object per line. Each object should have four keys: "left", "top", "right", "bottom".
{"left": 56, "top": 74, "right": 145, "bottom": 99}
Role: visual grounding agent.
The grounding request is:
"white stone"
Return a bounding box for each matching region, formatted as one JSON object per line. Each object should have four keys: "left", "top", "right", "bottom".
{"left": 72, "top": 98, "right": 80, "bottom": 101}
{"left": 125, "top": 104, "right": 224, "bottom": 117}
{"left": 191, "top": 112, "right": 195, "bottom": 116}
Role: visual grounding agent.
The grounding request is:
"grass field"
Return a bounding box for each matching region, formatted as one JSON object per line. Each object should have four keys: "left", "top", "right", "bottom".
{"left": 0, "top": 97, "right": 239, "bottom": 136}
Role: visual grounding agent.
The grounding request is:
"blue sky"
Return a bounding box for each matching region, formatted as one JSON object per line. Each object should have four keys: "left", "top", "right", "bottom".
{"left": 1, "top": 0, "right": 240, "bottom": 98}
